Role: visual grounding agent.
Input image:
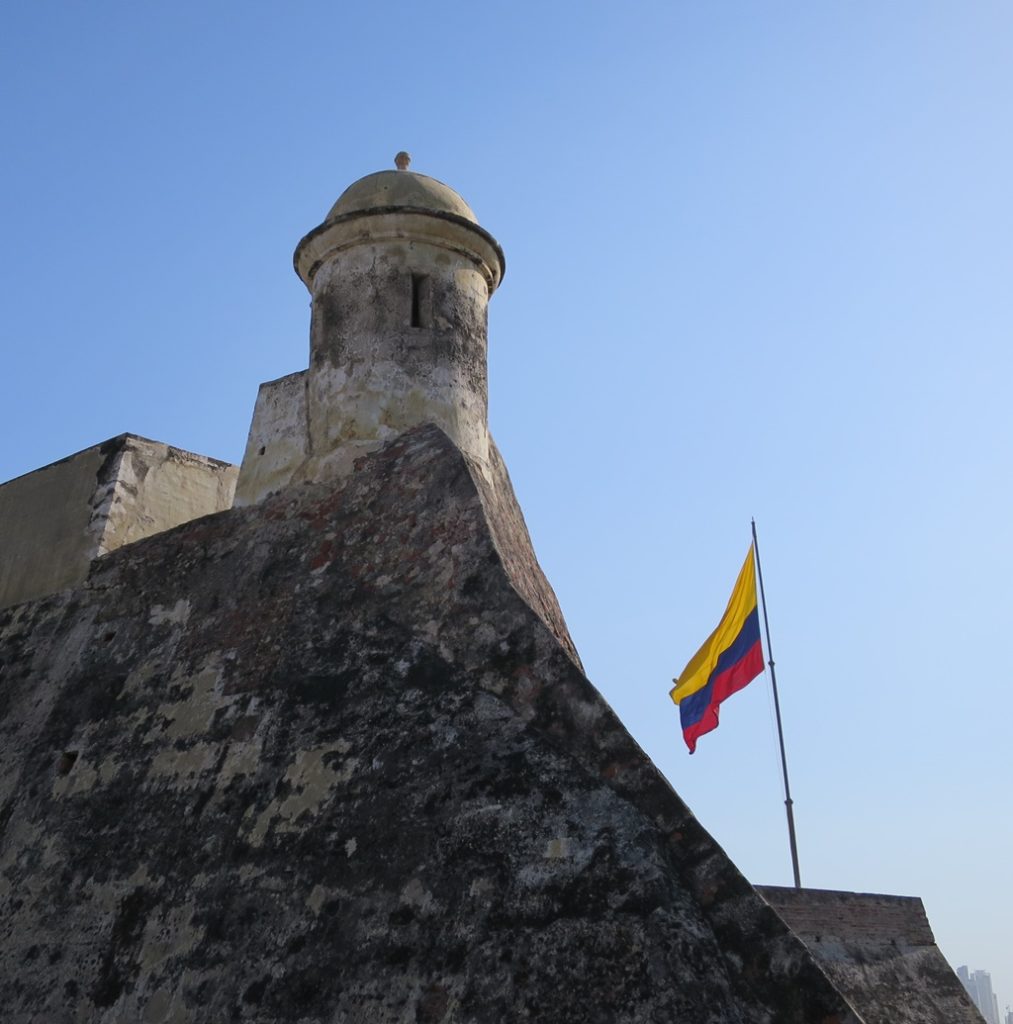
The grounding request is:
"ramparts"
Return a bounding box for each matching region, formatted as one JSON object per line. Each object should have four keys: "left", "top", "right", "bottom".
{"left": 758, "top": 885, "right": 984, "bottom": 1024}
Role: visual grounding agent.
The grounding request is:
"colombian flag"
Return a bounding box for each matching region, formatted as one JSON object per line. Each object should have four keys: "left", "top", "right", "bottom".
{"left": 670, "top": 547, "right": 764, "bottom": 753}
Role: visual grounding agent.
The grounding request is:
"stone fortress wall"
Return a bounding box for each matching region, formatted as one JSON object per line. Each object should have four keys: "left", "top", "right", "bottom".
{"left": 0, "top": 155, "right": 984, "bottom": 1024}
{"left": 759, "top": 887, "right": 984, "bottom": 1023}
{"left": 0, "top": 434, "right": 237, "bottom": 610}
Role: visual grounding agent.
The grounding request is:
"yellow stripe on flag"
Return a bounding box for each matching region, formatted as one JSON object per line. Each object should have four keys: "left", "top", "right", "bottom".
{"left": 670, "top": 546, "right": 758, "bottom": 705}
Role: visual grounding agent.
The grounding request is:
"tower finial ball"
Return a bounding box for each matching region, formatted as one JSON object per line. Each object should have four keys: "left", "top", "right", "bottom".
{"left": 394, "top": 151, "right": 411, "bottom": 171}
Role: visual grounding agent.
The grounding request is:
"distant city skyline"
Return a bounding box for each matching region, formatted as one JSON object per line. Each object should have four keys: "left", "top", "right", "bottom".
{"left": 958, "top": 965, "right": 1003, "bottom": 1024}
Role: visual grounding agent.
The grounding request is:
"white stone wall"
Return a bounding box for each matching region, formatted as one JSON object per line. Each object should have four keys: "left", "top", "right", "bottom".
{"left": 233, "top": 373, "right": 309, "bottom": 508}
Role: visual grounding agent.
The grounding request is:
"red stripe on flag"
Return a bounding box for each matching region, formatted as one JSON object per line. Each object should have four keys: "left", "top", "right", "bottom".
{"left": 681, "top": 639, "right": 764, "bottom": 753}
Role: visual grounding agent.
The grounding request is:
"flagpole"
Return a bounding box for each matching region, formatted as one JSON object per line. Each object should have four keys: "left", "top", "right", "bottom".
{"left": 750, "top": 518, "right": 802, "bottom": 889}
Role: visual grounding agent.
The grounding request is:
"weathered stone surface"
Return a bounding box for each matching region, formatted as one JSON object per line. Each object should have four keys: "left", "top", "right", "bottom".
{"left": 758, "top": 886, "right": 984, "bottom": 1024}
{"left": 0, "top": 426, "right": 860, "bottom": 1023}
{"left": 0, "top": 434, "right": 237, "bottom": 611}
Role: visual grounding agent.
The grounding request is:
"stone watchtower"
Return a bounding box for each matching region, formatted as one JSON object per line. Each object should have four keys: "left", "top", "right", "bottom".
{"left": 235, "top": 154, "right": 506, "bottom": 504}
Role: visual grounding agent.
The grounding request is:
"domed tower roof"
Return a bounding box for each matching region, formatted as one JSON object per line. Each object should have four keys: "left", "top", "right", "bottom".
{"left": 294, "top": 153, "right": 504, "bottom": 292}
{"left": 325, "top": 169, "right": 478, "bottom": 224}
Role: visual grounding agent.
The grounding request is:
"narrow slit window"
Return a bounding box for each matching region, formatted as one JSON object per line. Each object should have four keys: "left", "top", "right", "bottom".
{"left": 410, "top": 273, "right": 429, "bottom": 328}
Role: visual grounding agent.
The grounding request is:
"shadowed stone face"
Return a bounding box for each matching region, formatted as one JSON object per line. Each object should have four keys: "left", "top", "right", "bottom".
{"left": 0, "top": 426, "right": 860, "bottom": 1024}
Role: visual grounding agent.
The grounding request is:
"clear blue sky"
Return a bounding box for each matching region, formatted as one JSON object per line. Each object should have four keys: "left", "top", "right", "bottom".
{"left": 3, "top": 1, "right": 1011, "bottom": 1006}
